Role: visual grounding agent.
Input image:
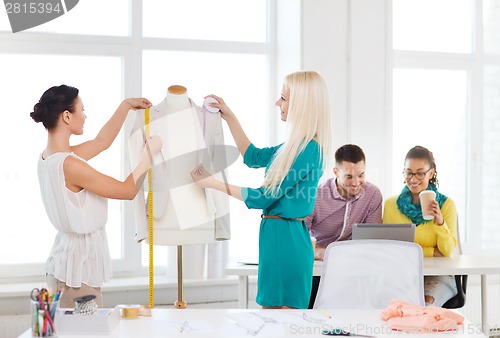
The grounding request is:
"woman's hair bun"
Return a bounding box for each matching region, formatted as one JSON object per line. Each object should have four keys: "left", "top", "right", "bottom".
{"left": 30, "top": 101, "right": 48, "bottom": 123}
{"left": 30, "top": 85, "right": 79, "bottom": 130}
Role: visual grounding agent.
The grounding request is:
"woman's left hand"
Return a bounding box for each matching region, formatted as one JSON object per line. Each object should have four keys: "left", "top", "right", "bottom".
{"left": 433, "top": 247, "right": 444, "bottom": 257}
{"left": 190, "top": 164, "right": 215, "bottom": 188}
{"left": 428, "top": 200, "right": 444, "bottom": 225}
{"left": 125, "top": 98, "right": 152, "bottom": 110}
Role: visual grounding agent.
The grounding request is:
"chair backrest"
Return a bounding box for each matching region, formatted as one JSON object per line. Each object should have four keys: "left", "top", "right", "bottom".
{"left": 313, "top": 239, "right": 425, "bottom": 309}
{"left": 443, "top": 217, "right": 468, "bottom": 308}
{"left": 443, "top": 275, "right": 467, "bottom": 308}
{"left": 450, "top": 216, "right": 463, "bottom": 257}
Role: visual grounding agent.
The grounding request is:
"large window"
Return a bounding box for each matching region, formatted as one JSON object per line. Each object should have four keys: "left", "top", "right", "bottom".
{"left": 0, "top": 0, "right": 273, "bottom": 279}
{"left": 392, "top": 0, "right": 472, "bottom": 53}
{"left": 482, "top": 0, "right": 500, "bottom": 252}
{"left": 0, "top": 54, "right": 123, "bottom": 276}
{"left": 391, "top": 68, "right": 468, "bottom": 238}
{"left": 141, "top": 50, "right": 270, "bottom": 266}
{"left": 391, "top": 0, "right": 500, "bottom": 252}
{"left": 142, "top": 0, "right": 267, "bottom": 42}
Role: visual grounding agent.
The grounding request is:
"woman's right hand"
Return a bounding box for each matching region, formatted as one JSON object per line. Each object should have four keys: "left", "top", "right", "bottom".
{"left": 190, "top": 164, "right": 216, "bottom": 188}
{"left": 145, "top": 135, "right": 162, "bottom": 156}
{"left": 204, "top": 94, "right": 235, "bottom": 121}
{"left": 124, "top": 97, "right": 152, "bottom": 110}
{"left": 205, "top": 94, "right": 251, "bottom": 157}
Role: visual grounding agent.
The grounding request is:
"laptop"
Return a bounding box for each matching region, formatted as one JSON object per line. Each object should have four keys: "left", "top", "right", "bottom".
{"left": 236, "top": 257, "right": 259, "bottom": 265}
{"left": 352, "top": 223, "right": 416, "bottom": 242}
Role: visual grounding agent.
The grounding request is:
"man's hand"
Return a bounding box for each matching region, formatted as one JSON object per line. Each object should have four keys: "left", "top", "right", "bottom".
{"left": 314, "top": 245, "right": 326, "bottom": 261}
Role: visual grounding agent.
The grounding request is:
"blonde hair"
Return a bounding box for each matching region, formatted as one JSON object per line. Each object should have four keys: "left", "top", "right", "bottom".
{"left": 263, "top": 71, "right": 332, "bottom": 195}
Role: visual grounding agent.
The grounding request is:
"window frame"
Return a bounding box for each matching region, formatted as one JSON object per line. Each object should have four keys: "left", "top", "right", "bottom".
{"left": 388, "top": 0, "right": 500, "bottom": 253}
{"left": 0, "top": 0, "right": 278, "bottom": 279}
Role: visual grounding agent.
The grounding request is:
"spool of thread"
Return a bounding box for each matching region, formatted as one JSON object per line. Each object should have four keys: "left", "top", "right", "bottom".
{"left": 120, "top": 305, "right": 141, "bottom": 319}
{"left": 202, "top": 97, "right": 220, "bottom": 114}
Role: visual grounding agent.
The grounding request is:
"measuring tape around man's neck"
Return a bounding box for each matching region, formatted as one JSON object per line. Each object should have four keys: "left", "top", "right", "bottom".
{"left": 145, "top": 107, "right": 154, "bottom": 308}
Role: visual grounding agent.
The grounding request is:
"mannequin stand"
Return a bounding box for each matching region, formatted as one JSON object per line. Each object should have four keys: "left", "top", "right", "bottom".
{"left": 174, "top": 245, "right": 187, "bottom": 309}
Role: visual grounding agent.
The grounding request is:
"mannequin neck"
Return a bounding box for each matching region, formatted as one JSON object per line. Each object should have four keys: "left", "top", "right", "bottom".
{"left": 165, "top": 85, "right": 190, "bottom": 112}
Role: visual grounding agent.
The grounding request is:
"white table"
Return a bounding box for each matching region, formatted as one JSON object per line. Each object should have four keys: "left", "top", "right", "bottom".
{"left": 424, "top": 254, "right": 500, "bottom": 333}
{"left": 225, "top": 254, "right": 500, "bottom": 333}
{"left": 18, "top": 308, "right": 486, "bottom": 338}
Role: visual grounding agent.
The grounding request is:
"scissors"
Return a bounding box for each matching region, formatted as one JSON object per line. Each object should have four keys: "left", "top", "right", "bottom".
{"left": 322, "top": 329, "right": 375, "bottom": 337}
{"left": 31, "top": 288, "right": 49, "bottom": 303}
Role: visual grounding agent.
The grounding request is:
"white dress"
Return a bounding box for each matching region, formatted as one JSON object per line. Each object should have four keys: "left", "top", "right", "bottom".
{"left": 37, "top": 152, "right": 110, "bottom": 288}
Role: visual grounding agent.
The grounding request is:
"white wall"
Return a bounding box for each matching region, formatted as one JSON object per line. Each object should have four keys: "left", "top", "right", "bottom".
{"left": 301, "top": 0, "right": 389, "bottom": 195}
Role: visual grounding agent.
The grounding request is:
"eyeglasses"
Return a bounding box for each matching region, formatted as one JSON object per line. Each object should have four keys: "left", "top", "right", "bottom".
{"left": 402, "top": 168, "right": 432, "bottom": 180}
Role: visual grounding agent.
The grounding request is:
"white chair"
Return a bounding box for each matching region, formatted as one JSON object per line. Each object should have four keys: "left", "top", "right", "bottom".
{"left": 313, "top": 239, "right": 425, "bottom": 309}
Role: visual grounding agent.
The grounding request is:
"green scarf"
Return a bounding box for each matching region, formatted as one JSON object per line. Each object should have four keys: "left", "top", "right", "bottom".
{"left": 396, "top": 184, "right": 447, "bottom": 225}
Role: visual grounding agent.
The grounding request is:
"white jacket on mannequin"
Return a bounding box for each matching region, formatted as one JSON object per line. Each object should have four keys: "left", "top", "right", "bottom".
{"left": 128, "top": 88, "right": 230, "bottom": 245}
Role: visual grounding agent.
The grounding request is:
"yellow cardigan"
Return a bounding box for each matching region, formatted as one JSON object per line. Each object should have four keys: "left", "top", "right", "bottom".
{"left": 382, "top": 196, "right": 457, "bottom": 257}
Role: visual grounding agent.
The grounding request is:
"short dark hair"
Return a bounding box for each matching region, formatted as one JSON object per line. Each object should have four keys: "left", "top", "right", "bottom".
{"left": 335, "top": 144, "right": 366, "bottom": 167}
{"left": 405, "top": 145, "right": 439, "bottom": 186}
{"left": 30, "top": 84, "right": 79, "bottom": 130}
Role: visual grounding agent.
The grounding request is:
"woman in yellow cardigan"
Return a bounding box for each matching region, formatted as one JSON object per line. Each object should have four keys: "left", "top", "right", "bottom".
{"left": 383, "top": 146, "right": 457, "bottom": 306}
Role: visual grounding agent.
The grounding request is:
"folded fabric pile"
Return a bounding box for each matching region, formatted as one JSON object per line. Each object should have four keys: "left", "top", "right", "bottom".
{"left": 381, "top": 300, "right": 464, "bottom": 333}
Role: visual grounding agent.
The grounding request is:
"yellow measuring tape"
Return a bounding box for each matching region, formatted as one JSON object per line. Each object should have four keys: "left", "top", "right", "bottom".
{"left": 145, "top": 107, "right": 154, "bottom": 308}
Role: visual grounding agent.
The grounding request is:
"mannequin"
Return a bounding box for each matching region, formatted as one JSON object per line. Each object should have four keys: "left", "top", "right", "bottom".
{"left": 128, "top": 85, "right": 230, "bottom": 246}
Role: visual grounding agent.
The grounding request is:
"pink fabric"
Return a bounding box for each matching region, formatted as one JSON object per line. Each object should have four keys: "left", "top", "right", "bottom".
{"left": 381, "top": 300, "right": 464, "bottom": 333}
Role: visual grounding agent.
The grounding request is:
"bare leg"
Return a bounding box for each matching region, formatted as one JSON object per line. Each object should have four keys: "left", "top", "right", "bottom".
{"left": 46, "top": 274, "right": 103, "bottom": 308}
{"left": 424, "top": 275, "right": 457, "bottom": 307}
{"left": 424, "top": 295, "right": 435, "bottom": 305}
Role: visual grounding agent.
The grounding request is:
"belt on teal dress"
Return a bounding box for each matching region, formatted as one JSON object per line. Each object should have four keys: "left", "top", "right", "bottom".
{"left": 261, "top": 214, "right": 306, "bottom": 221}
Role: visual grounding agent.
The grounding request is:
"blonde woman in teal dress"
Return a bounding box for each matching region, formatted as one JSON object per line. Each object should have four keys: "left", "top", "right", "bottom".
{"left": 191, "top": 71, "right": 332, "bottom": 309}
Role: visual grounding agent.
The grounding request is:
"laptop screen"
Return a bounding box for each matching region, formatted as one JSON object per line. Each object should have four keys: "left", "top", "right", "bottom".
{"left": 352, "top": 223, "right": 416, "bottom": 242}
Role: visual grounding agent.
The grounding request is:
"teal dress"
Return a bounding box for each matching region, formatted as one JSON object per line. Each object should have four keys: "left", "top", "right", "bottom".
{"left": 241, "top": 140, "right": 323, "bottom": 308}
